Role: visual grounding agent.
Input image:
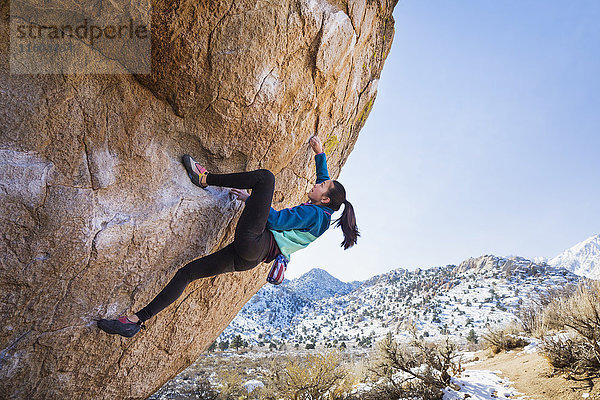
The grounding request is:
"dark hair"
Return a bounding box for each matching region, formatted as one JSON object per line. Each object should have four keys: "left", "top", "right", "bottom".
{"left": 326, "top": 180, "right": 360, "bottom": 249}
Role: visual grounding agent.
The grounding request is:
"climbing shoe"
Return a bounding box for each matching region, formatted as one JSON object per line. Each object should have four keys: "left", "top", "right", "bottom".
{"left": 97, "top": 316, "right": 144, "bottom": 338}
{"left": 182, "top": 154, "right": 208, "bottom": 188}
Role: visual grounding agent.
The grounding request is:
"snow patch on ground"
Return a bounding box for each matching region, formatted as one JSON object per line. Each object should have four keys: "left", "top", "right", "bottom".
{"left": 520, "top": 338, "right": 540, "bottom": 354}
{"left": 444, "top": 369, "right": 526, "bottom": 400}
{"left": 243, "top": 379, "right": 264, "bottom": 393}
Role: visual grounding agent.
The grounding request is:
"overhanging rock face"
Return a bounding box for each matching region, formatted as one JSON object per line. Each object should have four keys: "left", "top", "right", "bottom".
{"left": 0, "top": 0, "right": 397, "bottom": 398}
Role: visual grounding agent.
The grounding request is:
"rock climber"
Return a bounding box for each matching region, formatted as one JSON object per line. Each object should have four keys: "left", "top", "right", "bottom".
{"left": 97, "top": 136, "right": 359, "bottom": 337}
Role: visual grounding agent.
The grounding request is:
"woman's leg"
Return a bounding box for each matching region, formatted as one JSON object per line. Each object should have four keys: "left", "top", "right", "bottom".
{"left": 207, "top": 169, "right": 275, "bottom": 262}
{"left": 135, "top": 169, "right": 275, "bottom": 322}
{"left": 135, "top": 243, "right": 259, "bottom": 322}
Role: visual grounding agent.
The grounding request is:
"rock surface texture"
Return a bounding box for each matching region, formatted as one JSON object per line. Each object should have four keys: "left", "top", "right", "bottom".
{"left": 0, "top": 0, "right": 397, "bottom": 398}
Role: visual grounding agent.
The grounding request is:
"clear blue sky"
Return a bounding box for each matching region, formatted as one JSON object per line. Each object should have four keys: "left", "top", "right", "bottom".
{"left": 289, "top": 1, "right": 600, "bottom": 282}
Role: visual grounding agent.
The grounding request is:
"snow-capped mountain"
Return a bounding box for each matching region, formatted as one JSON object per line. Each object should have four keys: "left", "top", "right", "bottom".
{"left": 217, "top": 268, "right": 359, "bottom": 341}
{"left": 284, "top": 268, "right": 361, "bottom": 300}
{"left": 219, "top": 255, "right": 580, "bottom": 347}
{"left": 549, "top": 234, "right": 600, "bottom": 279}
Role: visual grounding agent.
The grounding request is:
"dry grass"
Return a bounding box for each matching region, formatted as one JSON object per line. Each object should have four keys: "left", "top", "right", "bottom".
{"left": 482, "top": 322, "right": 530, "bottom": 354}
{"left": 263, "top": 351, "right": 352, "bottom": 400}
{"left": 516, "top": 284, "right": 577, "bottom": 337}
{"left": 363, "top": 333, "right": 462, "bottom": 400}
{"left": 540, "top": 280, "right": 600, "bottom": 379}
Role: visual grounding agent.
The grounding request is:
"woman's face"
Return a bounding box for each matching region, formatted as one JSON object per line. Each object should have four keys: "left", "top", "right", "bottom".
{"left": 308, "top": 180, "right": 333, "bottom": 205}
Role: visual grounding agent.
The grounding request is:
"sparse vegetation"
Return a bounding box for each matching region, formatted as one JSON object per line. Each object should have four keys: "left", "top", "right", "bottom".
{"left": 540, "top": 281, "right": 600, "bottom": 379}
{"left": 515, "top": 284, "right": 577, "bottom": 337}
{"left": 266, "top": 351, "right": 352, "bottom": 400}
{"left": 152, "top": 255, "right": 590, "bottom": 399}
{"left": 482, "top": 322, "right": 530, "bottom": 354}
{"left": 363, "top": 332, "right": 462, "bottom": 400}
{"left": 151, "top": 332, "right": 469, "bottom": 400}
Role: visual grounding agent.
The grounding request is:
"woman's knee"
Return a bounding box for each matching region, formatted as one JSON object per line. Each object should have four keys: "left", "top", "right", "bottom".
{"left": 256, "top": 169, "right": 275, "bottom": 187}
{"left": 173, "top": 265, "right": 193, "bottom": 284}
{"left": 233, "top": 257, "right": 259, "bottom": 272}
{"left": 233, "top": 238, "right": 256, "bottom": 261}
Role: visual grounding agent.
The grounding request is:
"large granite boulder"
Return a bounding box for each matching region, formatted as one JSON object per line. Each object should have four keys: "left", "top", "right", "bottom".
{"left": 0, "top": 0, "right": 397, "bottom": 398}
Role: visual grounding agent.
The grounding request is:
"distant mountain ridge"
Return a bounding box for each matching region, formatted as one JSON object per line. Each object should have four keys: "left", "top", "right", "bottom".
{"left": 549, "top": 234, "right": 600, "bottom": 279}
{"left": 218, "top": 268, "right": 360, "bottom": 342}
{"left": 284, "top": 268, "right": 361, "bottom": 300}
{"left": 220, "top": 254, "right": 580, "bottom": 347}
{"left": 219, "top": 235, "right": 600, "bottom": 348}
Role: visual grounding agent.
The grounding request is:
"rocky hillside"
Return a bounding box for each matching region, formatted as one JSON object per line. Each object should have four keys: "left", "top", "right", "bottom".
{"left": 284, "top": 267, "right": 361, "bottom": 300}
{"left": 0, "top": 0, "right": 398, "bottom": 398}
{"left": 219, "top": 268, "right": 359, "bottom": 341}
{"left": 220, "top": 255, "right": 580, "bottom": 347}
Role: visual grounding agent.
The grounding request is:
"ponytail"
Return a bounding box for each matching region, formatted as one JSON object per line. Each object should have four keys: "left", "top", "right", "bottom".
{"left": 334, "top": 200, "right": 360, "bottom": 249}
{"left": 326, "top": 181, "right": 360, "bottom": 249}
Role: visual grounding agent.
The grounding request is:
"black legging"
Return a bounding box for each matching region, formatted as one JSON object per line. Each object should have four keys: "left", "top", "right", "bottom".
{"left": 135, "top": 169, "right": 275, "bottom": 322}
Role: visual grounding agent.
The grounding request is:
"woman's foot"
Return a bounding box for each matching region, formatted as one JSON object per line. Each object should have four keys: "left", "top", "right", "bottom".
{"left": 182, "top": 154, "right": 209, "bottom": 188}
{"left": 97, "top": 315, "right": 144, "bottom": 338}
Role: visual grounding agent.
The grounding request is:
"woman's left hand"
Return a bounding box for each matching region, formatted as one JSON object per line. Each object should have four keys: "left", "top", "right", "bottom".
{"left": 230, "top": 188, "right": 250, "bottom": 202}
{"left": 309, "top": 136, "right": 323, "bottom": 154}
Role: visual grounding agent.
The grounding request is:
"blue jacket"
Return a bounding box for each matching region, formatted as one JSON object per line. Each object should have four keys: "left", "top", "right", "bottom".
{"left": 266, "top": 152, "right": 333, "bottom": 261}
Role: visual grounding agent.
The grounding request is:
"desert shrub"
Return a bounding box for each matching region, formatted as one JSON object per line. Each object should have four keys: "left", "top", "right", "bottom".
{"left": 364, "top": 333, "right": 461, "bottom": 400}
{"left": 541, "top": 281, "right": 600, "bottom": 378}
{"left": 257, "top": 351, "right": 353, "bottom": 400}
{"left": 190, "top": 379, "right": 219, "bottom": 400}
{"left": 149, "top": 374, "right": 219, "bottom": 400}
{"left": 516, "top": 284, "right": 577, "bottom": 337}
{"left": 542, "top": 334, "right": 600, "bottom": 379}
{"left": 215, "top": 369, "right": 248, "bottom": 399}
{"left": 213, "top": 366, "right": 271, "bottom": 400}
{"left": 482, "top": 322, "right": 530, "bottom": 354}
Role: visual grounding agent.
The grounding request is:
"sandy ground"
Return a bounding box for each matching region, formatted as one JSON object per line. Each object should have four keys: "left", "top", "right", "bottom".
{"left": 467, "top": 349, "right": 599, "bottom": 400}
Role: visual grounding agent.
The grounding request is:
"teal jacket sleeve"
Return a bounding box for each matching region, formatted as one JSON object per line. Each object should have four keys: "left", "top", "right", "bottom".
{"left": 266, "top": 205, "right": 319, "bottom": 231}
{"left": 315, "top": 152, "right": 330, "bottom": 184}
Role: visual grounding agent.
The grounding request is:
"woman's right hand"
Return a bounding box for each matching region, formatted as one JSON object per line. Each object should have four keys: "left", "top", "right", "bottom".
{"left": 230, "top": 188, "right": 250, "bottom": 202}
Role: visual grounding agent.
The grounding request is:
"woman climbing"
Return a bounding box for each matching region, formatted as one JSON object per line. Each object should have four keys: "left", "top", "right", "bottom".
{"left": 97, "top": 136, "right": 359, "bottom": 337}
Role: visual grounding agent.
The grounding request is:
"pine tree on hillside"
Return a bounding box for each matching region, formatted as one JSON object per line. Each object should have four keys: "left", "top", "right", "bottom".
{"left": 467, "top": 329, "right": 478, "bottom": 344}
{"left": 231, "top": 334, "right": 243, "bottom": 350}
{"left": 207, "top": 341, "right": 217, "bottom": 352}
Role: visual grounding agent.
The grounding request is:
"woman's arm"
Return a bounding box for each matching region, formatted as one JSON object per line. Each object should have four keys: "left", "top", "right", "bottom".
{"left": 309, "top": 136, "right": 330, "bottom": 184}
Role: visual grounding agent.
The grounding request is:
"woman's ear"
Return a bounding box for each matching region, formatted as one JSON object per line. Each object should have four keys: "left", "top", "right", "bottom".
{"left": 321, "top": 196, "right": 331, "bottom": 205}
